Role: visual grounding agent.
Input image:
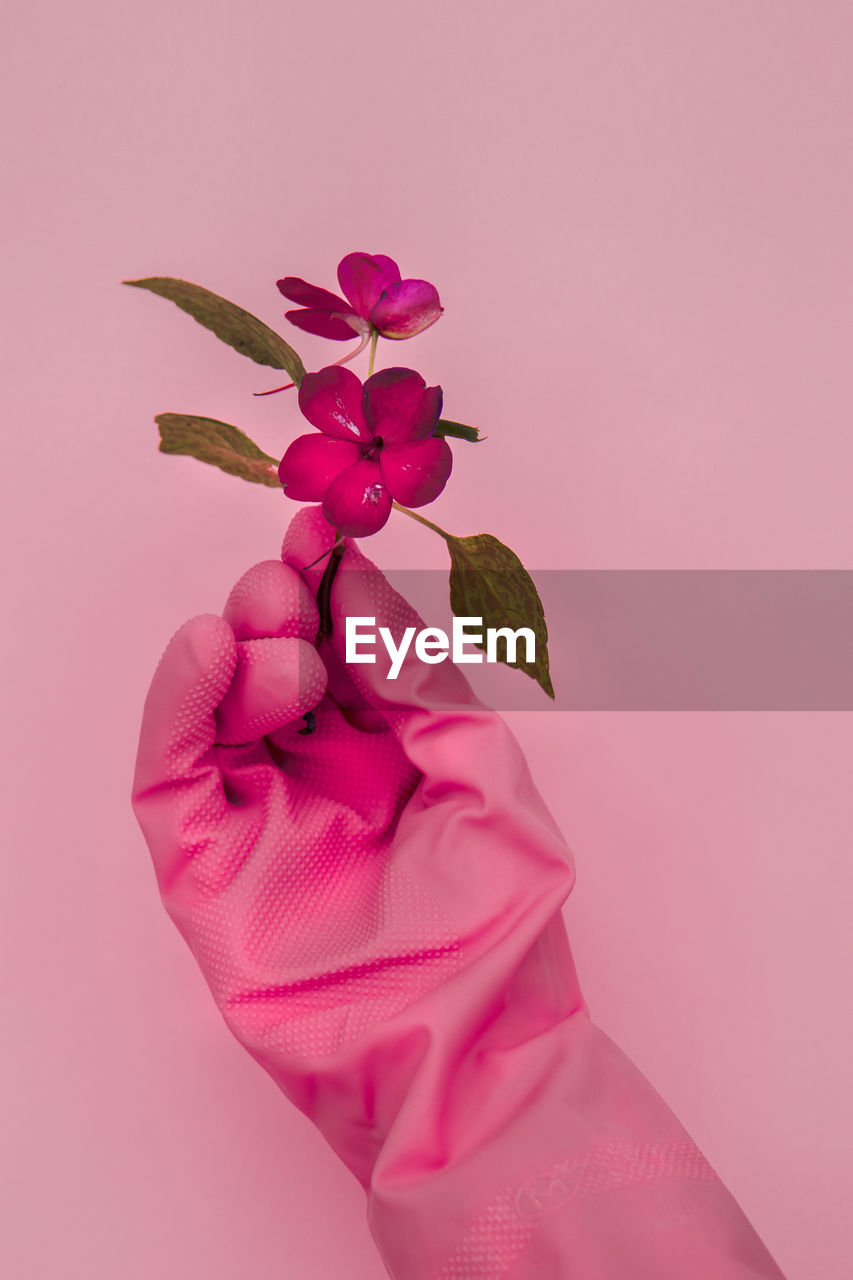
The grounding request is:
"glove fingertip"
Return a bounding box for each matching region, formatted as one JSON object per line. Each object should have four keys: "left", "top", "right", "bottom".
{"left": 223, "top": 559, "right": 318, "bottom": 642}
{"left": 281, "top": 504, "right": 339, "bottom": 576}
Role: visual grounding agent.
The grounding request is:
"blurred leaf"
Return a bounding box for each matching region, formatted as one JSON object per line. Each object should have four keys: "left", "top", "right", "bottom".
{"left": 434, "top": 418, "right": 483, "bottom": 442}
{"left": 445, "top": 532, "right": 554, "bottom": 698}
{"left": 156, "top": 413, "right": 281, "bottom": 487}
{"left": 125, "top": 277, "right": 305, "bottom": 383}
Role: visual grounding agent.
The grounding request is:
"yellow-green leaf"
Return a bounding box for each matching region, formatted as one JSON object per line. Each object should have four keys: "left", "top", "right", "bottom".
{"left": 156, "top": 414, "right": 281, "bottom": 487}
{"left": 445, "top": 532, "right": 554, "bottom": 698}
{"left": 125, "top": 277, "right": 305, "bottom": 383}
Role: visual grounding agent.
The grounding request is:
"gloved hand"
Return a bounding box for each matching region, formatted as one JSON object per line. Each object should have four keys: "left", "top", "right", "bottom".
{"left": 132, "top": 506, "right": 786, "bottom": 1280}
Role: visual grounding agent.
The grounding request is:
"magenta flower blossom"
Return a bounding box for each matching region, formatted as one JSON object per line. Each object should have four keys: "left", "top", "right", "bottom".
{"left": 277, "top": 252, "right": 443, "bottom": 342}
{"left": 278, "top": 366, "right": 451, "bottom": 537}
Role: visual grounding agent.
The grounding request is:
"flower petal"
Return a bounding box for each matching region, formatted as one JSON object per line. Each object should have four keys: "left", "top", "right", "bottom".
{"left": 298, "top": 366, "right": 371, "bottom": 441}
{"left": 278, "top": 434, "right": 362, "bottom": 500}
{"left": 370, "top": 280, "right": 443, "bottom": 339}
{"left": 322, "top": 458, "right": 392, "bottom": 536}
{"left": 284, "top": 307, "right": 363, "bottom": 341}
{"left": 364, "top": 367, "right": 443, "bottom": 444}
{"left": 277, "top": 276, "right": 351, "bottom": 311}
{"left": 337, "top": 252, "right": 401, "bottom": 318}
{"left": 370, "top": 254, "right": 401, "bottom": 278}
{"left": 379, "top": 437, "right": 453, "bottom": 507}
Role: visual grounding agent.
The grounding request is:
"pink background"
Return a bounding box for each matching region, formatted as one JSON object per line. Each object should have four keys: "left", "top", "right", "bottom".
{"left": 3, "top": 3, "right": 852, "bottom": 1276}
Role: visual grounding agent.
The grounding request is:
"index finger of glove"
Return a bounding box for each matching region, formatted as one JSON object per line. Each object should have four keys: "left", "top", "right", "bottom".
{"left": 216, "top": 558, "right": 328, "bottom": 742}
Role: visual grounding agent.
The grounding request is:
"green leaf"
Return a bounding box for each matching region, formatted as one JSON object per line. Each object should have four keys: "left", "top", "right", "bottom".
{"left": 434, "top": 418, "right": 483, "bottom": 442}
{"left": 124, "top": 277, "right": 306, "bottom": 384}
{"left": 445, "top": 532, "right": 554, "bottom": 698}
{"left": 156, "top": 413, "right": 282, "bottom": 487}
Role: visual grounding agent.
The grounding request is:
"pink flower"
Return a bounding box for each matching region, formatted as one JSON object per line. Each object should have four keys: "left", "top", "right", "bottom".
{"left": 278, "top": 366, "right": 452, "bottom": 537}
{"left": 277, "top": 252, "right": 443, "bottom": 342}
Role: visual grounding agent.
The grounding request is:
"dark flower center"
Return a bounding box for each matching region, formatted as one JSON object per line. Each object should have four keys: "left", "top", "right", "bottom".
{"left": 362, "top": 435, "right": 384, "bottom": 460}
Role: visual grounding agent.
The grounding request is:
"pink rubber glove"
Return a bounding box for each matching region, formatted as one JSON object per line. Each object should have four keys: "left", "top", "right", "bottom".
{"left": 132, "top": 507, "right": 786, "bottom": 1279}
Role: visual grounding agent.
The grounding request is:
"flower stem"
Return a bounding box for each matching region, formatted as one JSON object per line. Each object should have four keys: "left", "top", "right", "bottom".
{"left": 391, "top": 501, "right": 452, "bottom": 540}
{"left": 367, "top": 329, "right": 379, "bottom": 377}
{"left": 253, "top": 332, "right": 371, "bottom": 396}
{"left": 314, "top": 535, "right": 346, "bottom": 642}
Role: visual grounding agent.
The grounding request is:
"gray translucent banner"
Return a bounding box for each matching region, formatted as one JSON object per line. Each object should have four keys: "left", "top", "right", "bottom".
{"left": 336, "top": 569, "right": 853, "bottom": 710}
